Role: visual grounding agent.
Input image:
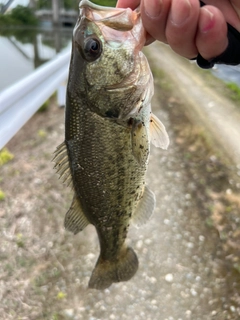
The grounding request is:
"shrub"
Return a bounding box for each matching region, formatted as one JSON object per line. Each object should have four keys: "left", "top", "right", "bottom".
{"left": 0, "top": 5, "right": 38, "bottom": 26}
{"left": 92, "top": 0, "right": 117, "bottom": 6}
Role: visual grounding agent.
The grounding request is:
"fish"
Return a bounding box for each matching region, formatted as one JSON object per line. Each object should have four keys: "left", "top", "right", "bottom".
{"left": 53, "top": 0, "right": 169, "bottom": 290}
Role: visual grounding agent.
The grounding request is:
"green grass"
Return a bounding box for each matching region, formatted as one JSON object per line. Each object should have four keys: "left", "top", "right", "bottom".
{"left": 38, "top": 100, "right": 49, "bottom": 112}
{"left": 16, "top": 233, "right": 25, "bottom": 248}
{"left": 0, "top": 190, "right": 5, "bottom": 201}
{"left": 226, "top": 82, "right": 240, "bottom": 102}
{"left": 38, "top": 92, "right": 56, "bottom": 112}
{"left": 0, "top": 148, "right": 14, "bottom": 166}
{"left": 37, "top": 129, "right": 47, "bottom": 139}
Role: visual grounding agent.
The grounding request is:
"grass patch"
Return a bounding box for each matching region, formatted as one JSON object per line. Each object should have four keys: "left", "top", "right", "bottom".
{"left": 0, "top": 148, "right": 14, "bottom": 166}
{"left": 38, "top": 100, "right": 49, "bottom": 112}
{"left": 37, "top": 129, "right": 47, "bottom": 138}
{"left": 0, "top": 190, "right": 6, "bottom": 201}
{"left": 16, "top": 233, "right": 25, "bottom": 248}
{"left": 226, "top": 82, "right": 240, "bottom": 102}
{"left": 56, "top": 291, "right": 67, "bottom": 300}
{"left": 38, "top": 92, "right": 57, "bottom": 112}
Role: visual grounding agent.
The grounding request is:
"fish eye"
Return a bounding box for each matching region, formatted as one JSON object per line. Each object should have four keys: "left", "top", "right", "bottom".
{"left": 83, "top": 38, "right": 102, "bottom": 62}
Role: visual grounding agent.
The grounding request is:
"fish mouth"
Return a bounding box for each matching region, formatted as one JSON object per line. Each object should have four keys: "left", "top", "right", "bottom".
{"left": 79, "top": 0, "right": 146, "bottom": 93}
{"left": 79, "top": 0, "right": 139, "bottom": 32}
{"left": 79, "top": 0, "right": 146, "bottom": 56}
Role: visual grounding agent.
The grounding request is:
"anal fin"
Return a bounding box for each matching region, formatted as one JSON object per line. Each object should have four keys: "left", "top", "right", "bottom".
{"left": 131, "top": 185, "right": 156, "bottom": 228}
{"left": 65, "top": 196, "right": 89, "bottom": 234}
{"left": 150, "top": 113, "right": 169, "bottom": 150}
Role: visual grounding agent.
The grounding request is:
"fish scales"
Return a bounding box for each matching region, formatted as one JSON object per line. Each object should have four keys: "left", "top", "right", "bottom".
{"left": 66, "top": 107, "right": 146, "bottom": 251}
{"left": 53, "top": 0, "right": 169, "bottom": 290}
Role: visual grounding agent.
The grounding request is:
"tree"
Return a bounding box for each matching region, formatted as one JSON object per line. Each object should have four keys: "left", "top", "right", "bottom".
{"left": 36, "top": 0, "right": 117, "bottom": 10}
{"left": 11, "top": 5, "right": 38, "bottom": 25}
{"left": 36, "top": 0, "right": 51, "bottom": 9}
{"left": 92, "top": 0, "right": 117, "bottom": 6}
{"left": 0, "top": 5, "right": 38, "bottom": 26}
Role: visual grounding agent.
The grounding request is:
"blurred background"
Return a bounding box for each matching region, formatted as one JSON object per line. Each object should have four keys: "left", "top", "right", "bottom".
{"left": 0, "top": 0, "right": 117, "bottom": 92}
{"left": 1, "top": 1, "right": 240, "bottom": 319}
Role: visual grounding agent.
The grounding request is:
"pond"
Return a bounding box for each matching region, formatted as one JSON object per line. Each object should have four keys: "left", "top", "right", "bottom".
{"left": 0, "top": 27, "right": 73, "bottom": 92}
{"left": 213, "top": 64, "right": 240, "bottom": 87}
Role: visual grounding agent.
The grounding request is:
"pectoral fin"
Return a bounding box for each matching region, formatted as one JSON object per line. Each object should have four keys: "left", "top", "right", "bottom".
{"left": 65, "top": 196, "right": 90, "bottom": 234}
{"left": 52, "top": 141, "right": 73, "bottom": 188}
{"left": 150, "top": 113, "right": 169, "bottom": 150}
{"left": 131, "top": 120, "right": 149, "bottom": 165}
{"left": 132, "top": 186, "right": 156, "bottom": 228}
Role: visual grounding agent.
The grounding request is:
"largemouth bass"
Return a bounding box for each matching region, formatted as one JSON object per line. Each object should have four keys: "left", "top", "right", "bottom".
{"left": 53, "top": 0, "right": 169, "bottom": 290}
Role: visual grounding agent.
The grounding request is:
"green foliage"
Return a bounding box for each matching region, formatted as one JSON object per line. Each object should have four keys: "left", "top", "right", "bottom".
{"left": 37, "top": 0, "right": 79, "bottom": 10}
{"left": 0, "top": 5, "right": 38, "bottom": 26}
{"left": 226, "top": 82, "right": 240, "bottom": 102}
{"left": 36, "top": 0, "right": 51, "bottom": 9}
{"left": 36, "top": 0, "right": 117, "bottom": 10}
{"left": 0, "top": 148, "right": 14, "bottom": 166}
{"left": 0, "top": 14, "right": 17, "bottom": 26}
{"left": 91, "top": 0, "right": 117, "bottom": 6}
{"left": 11, "top": 5, "right": 38, "bottom": 25}
{"left": 0, "top": 27, "right": 37, "bottom": 43}
{"left": 63, "top": 0, "right": 78, "bottom": 10}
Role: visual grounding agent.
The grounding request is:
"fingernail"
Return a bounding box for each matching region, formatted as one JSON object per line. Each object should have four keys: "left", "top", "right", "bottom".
{"left": 144, "top": 0, "right": 162, "bottom": 19}
{"left": 170, "top": 0, "right": 191, "bottom": 26}
{"left": 199, "top": 7, "right": 215, "bottom": 32}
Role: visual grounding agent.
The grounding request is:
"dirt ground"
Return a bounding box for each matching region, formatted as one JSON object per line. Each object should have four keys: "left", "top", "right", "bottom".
{"left": 1, "top": 49, "right": 240, "bottom": 319}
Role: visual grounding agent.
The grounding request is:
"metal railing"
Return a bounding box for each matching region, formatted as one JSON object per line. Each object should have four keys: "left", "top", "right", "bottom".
{"left": 0, "top": 47, "right": 70, "bottom": 150}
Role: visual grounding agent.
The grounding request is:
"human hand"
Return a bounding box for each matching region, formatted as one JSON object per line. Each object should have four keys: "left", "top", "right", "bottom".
{"left": 117, "top": 0, "right": 240, "bottom": 63}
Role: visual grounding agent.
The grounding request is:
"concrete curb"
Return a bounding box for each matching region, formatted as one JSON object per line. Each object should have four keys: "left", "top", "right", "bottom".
{"left": 146, "top": 42, "right": 240, "bottom": 166}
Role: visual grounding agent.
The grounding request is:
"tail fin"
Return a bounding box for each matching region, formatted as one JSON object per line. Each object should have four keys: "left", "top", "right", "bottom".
{"left": 88, "top": 247, "right": 138, "bottom": 290}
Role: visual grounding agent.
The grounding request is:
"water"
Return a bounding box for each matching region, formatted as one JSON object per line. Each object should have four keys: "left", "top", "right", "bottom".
{"left": 213, "top": 64, "right": 240, "bottom": 86}
{"left": 0, "top": 27, "right": 73, "bottom": 92}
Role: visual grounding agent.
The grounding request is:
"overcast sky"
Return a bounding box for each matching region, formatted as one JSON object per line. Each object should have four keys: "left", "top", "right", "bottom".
{"left": 0, "top": 0, "right": 29, "bottom": 8}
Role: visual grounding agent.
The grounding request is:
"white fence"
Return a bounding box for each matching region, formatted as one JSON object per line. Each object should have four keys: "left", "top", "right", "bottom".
{"left": 0, "top": 47, "right": 71, "bottom": 150}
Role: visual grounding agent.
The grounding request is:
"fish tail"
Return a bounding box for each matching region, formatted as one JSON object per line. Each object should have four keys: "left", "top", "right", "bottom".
{"left": 88, "top": 247, "right": 138, "bottom": 290}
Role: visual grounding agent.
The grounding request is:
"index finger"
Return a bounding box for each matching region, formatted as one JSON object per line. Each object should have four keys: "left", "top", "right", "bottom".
{"left": 116, "top": 0, "right": 140, "bottom": 9}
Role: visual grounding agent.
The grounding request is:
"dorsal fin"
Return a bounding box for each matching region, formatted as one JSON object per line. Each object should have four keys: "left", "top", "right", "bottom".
{"left": 131, "top": 185, "right": 156, "bottom": 228}
{"left": 150, "top": 113, "right": 169, "bottom": 150}
{"left": 52, "top": 141, "right": 73, "bottom": 188}
{"left": 65, "top": 196, "right": 90, "bottom": 234}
